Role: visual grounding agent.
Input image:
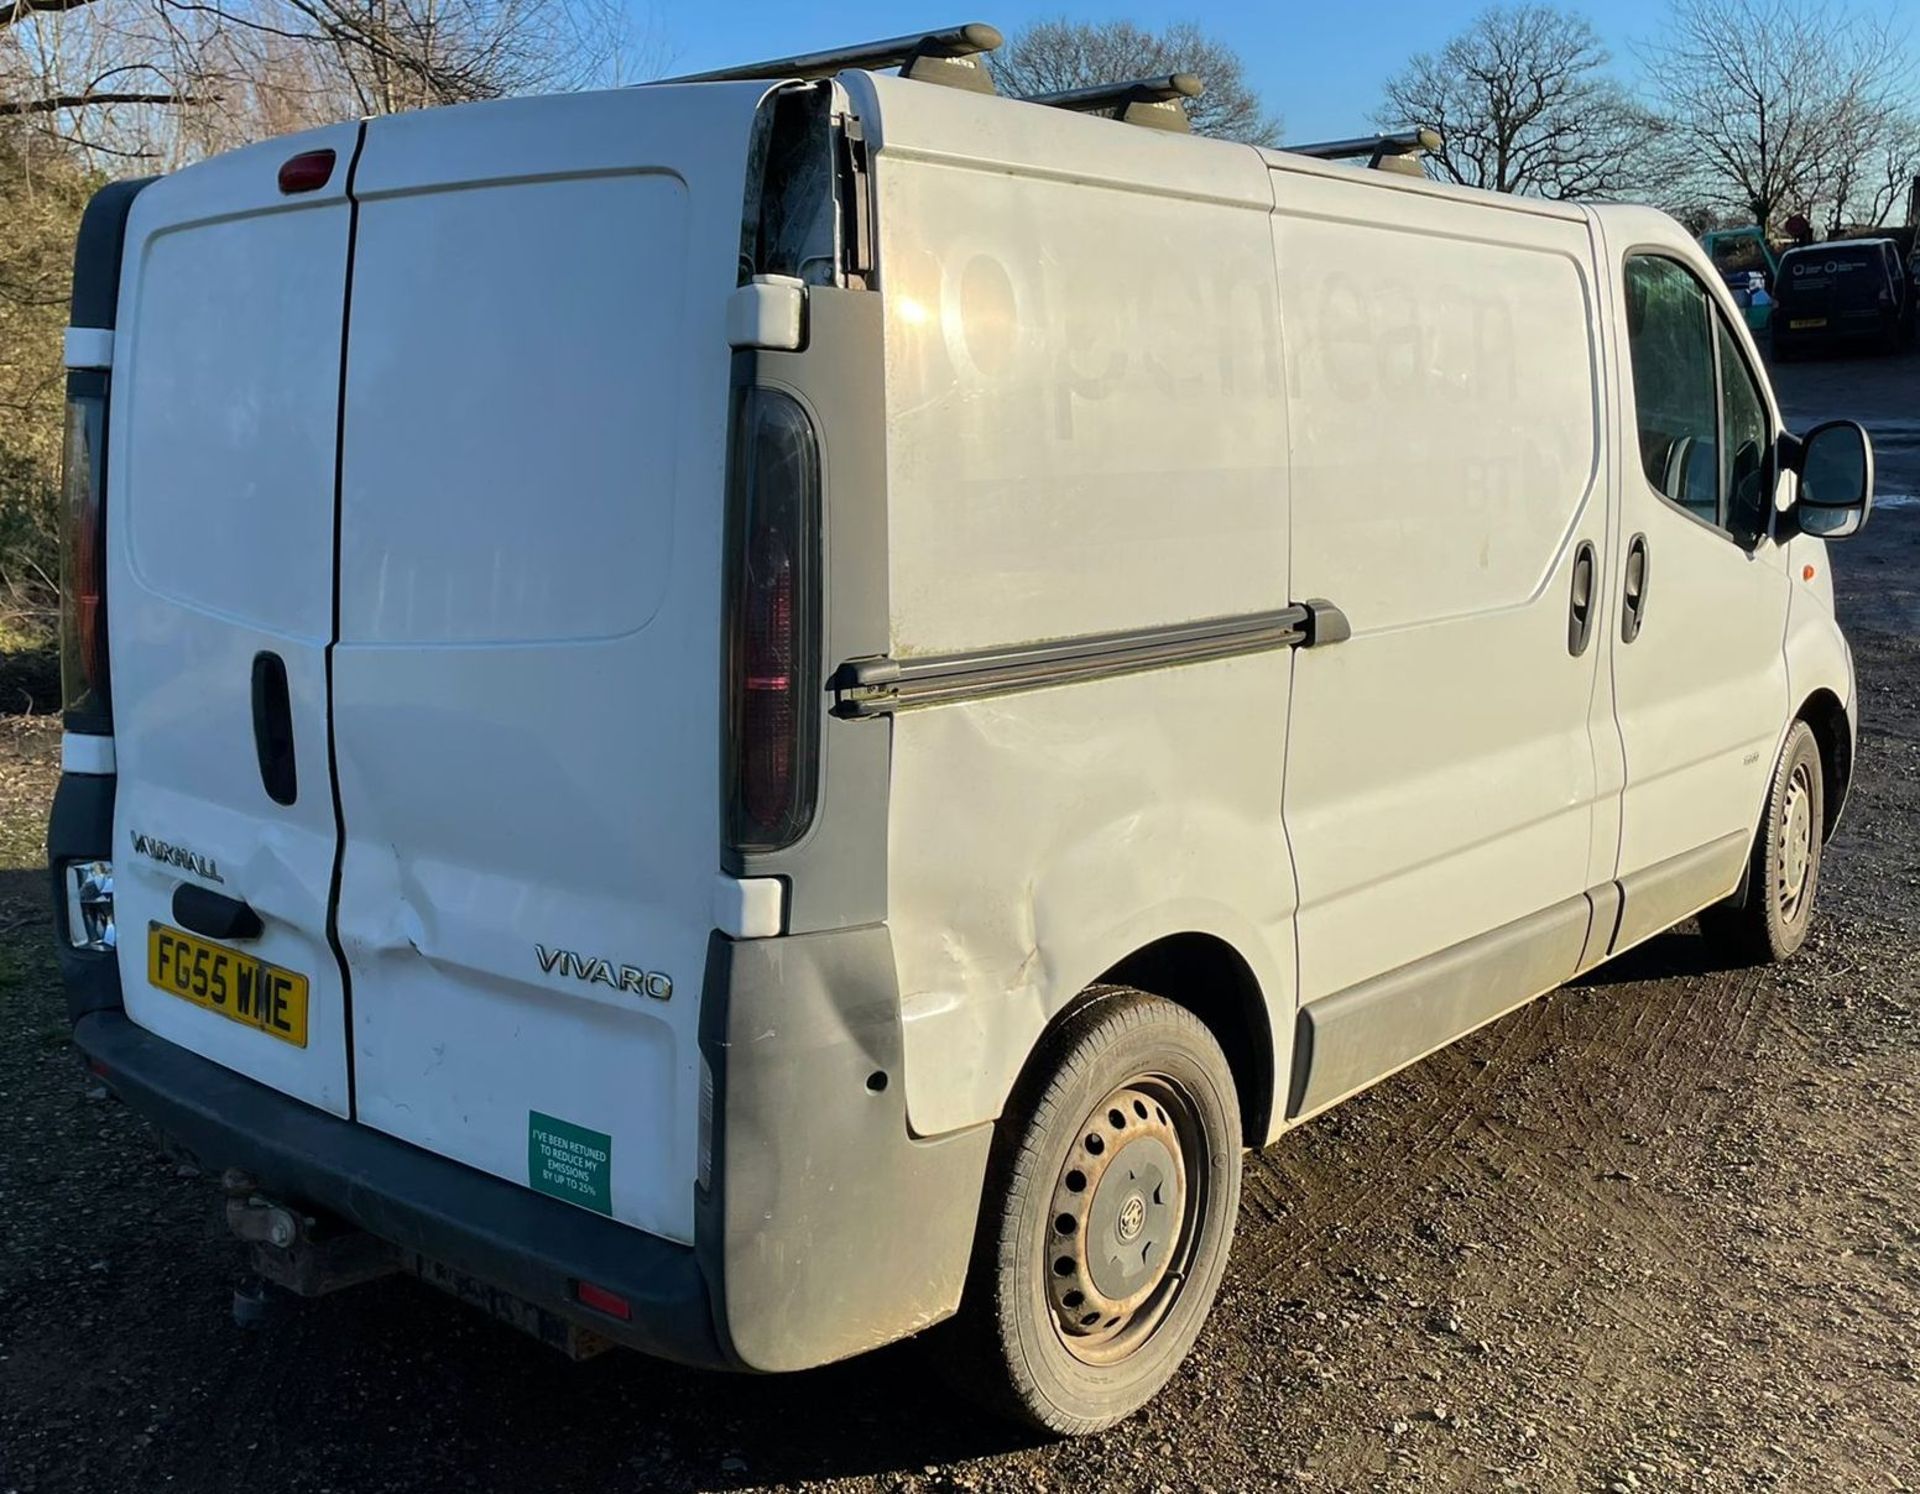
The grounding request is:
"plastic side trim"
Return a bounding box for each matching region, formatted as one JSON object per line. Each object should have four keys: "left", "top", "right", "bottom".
{"left": 1287, "top": 892, "right": 1591, "bottom": 1122}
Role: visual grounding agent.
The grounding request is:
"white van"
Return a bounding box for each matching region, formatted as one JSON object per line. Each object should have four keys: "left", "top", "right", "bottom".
{"left": 49, "top": 25, "right": 1874, "bottom": 1434}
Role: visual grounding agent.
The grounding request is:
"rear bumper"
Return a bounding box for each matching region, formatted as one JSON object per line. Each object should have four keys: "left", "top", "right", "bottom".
{"left": 55, "top": 809, "right": 994, "bottom": 1374}
{"left": 74, "top": 1008, "right": 732, "bottom": 1368}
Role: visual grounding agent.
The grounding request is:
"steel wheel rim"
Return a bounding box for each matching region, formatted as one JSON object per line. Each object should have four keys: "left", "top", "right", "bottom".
{"left": 1779, "top": 760, "right": 1815, "bottom": 922}
{"left": 1042, "top": 1074, "right": 1207, "bottom": 1366}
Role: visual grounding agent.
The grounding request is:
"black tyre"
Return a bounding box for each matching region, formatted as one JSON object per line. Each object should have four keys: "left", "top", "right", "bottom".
{"left": 949, "top": 987, "right": 1242, "bottom": 1436}
{"left": 1701, "top": 720, "right": 1824, "bottom": 964}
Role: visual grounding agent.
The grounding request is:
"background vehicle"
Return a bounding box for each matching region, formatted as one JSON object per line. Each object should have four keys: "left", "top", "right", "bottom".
{"left": 1773, "top": 237, "right": 1915, "bottom": 356}
{"left": 47, "top": 24, "right": 1875, "bottom": 1436}
{"left": 1701, "top": 225, "right": 1780, "bottom": 332}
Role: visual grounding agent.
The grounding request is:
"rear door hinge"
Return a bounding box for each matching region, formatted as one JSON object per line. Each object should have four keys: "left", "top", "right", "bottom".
{"left": 835, "top": 115, "right": 873, "bottom": 290}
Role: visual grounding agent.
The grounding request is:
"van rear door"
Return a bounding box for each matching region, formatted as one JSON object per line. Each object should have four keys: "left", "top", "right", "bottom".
{"left": 331, "top": 84, "right": 771, "bottom": 1245}
{"left": 107, "top": 125, "right": 363, "bottom": 1117}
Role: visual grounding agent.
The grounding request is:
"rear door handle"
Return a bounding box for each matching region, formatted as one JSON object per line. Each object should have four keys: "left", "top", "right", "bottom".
{"left": 173, "top": 883, "right": 263, "bottom": 941}
{"left": 1621, "top": 533, "right": 1651, "bottom": 643}
{"left": 251, "top": 651, "right": 298, "bottom": 806}
{"left": 1567, "top": 540, "right": 1597, "bottom": 656}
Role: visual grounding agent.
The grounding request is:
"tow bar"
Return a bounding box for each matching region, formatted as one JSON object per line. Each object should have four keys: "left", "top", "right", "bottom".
{"left": 222, "top": 1168, "right": 400, "bottom": 1323}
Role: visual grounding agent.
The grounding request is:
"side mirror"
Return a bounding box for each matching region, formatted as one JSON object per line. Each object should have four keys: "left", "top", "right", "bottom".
{"left": 1790, "top": 419, "right": 1874, "bottom": 539}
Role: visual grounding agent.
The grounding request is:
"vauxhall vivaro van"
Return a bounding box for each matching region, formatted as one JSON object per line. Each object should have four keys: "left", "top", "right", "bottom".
{"left": 49, "top": 24, "right": 1875, "bottom": 1434}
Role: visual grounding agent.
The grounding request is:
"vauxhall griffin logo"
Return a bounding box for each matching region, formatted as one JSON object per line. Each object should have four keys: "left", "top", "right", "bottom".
{"left": 535, "top": 945, "right": 672, "bottom": 1002}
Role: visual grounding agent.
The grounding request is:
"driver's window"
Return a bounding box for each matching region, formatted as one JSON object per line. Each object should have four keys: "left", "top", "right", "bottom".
{"left": 1717, "top": 317, "right": 1771, "bottom": 547}
{"left": 1624, "top": 256, "right": 1719, "bottom": 524}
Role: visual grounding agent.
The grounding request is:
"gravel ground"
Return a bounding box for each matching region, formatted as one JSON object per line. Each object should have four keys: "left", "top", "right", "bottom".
{"left": 2, "top": 352, "right": 1918, "bottom": 1494}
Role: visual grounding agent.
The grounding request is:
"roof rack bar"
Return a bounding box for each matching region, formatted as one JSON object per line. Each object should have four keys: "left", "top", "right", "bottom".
{"left": 654, "top": 22, "right": 1002, "bottom": 86}
{"left": 1284, "top": 128, "right": 1442, "bottom": 170}
{"left": 1025, "top": 73, "right": 1203, "bottom": 133}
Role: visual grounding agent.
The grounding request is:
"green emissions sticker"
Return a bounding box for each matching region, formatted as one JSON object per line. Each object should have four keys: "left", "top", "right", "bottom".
{"left": 528, "top": 1111, "right": 612, "bottom": 1215}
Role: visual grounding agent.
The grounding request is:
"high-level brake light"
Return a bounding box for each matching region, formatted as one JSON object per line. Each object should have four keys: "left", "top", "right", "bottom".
{"left": 277, "top": 149, "right": 336, "bottom": 195}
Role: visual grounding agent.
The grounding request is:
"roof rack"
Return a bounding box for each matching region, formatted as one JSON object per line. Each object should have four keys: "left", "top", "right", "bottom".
{"left": 653, "top": 22, "right": 1003, "bottom": 94}
{"left": 1024, "top": 73, "right": 1203, "bottom": 133}
{"left": 1284, "top": 128, "right": 1442, "bottom": 176}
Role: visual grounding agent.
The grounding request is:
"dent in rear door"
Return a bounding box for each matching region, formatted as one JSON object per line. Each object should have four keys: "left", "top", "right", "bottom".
{"left": 106, "top": 125, "right": 362, "bottom": 1116}
{"left": 332, "top": 85, "right": 773, "bottom": 1244}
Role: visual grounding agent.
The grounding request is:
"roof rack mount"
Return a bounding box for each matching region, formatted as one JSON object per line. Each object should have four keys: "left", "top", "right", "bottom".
{"left": 1025, "top": 73, "right": 1203, "bottom": 133}
{"left": 654, "top": 22, "right": 1003, "bottom": 93}
{"left": 1283, "top": 128, "right": 1442, "bottom": 175}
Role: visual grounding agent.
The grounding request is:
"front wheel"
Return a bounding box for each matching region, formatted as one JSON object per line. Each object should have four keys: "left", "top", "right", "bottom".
{"left": 1701, "top": 720, "right": 1825, "bottom": 963}
{"left": 948, "top": 987, "right": 1243, "bottom": 1436}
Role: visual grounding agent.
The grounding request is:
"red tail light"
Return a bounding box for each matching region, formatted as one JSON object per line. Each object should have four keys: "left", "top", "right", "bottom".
{"left": 724, "top": 388, "right": 820, "bottom": 853}
{"left": 59, "top": 381, "right": 111, "bottom": 729}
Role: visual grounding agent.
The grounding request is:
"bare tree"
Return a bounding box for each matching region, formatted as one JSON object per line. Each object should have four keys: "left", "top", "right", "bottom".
{"left": 3, "top": 0, "right": 653, "bottom": 169}
{"left": 1376, "top": 5, "right": 1668, "bottom": 199}
{"left": 1806, "top": 105, "right": 1920, "bottom": 232}
{"left": 985, "top": 18, "right": 1278, "bottom": 144}
{"left": 1856, "top": 112, "right": 1920, "bottom": 228}
{"left": 1643, "top": 0, "right": 1908, "bottom": 234}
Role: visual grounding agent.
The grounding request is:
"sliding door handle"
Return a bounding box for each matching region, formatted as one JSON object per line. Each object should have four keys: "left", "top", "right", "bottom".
{"left": 251, "top": 651, "right": 298, "bottom": 806}
{"left": 1621, "top": 533, "right": 1651, "bottom": 643}
{"left": 1567, "top": 540, "right": 1597, "bottom": 656}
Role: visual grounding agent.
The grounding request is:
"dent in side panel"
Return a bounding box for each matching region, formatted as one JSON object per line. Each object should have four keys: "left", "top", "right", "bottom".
{"left": 889, "top": 654, "right": 1297, "bottom": 1140}
{"left": 866, "top": 111, "right": 1295, "bottom": 1140}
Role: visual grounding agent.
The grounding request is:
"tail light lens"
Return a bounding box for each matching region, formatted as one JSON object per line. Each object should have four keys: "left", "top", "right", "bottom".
{"left": 724, "top": 387, "right": 820, "bottom": 853}
{"left": 59, "top": 376, "right": 111, "bottom": 731}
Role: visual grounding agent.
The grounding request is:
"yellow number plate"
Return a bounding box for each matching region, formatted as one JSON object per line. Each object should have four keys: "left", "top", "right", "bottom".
{"left": 147, "top": 922, "right": 309, "bottom": 1048}
{"left": 1789, "top": 317, "right": 1828, "bottom": 329}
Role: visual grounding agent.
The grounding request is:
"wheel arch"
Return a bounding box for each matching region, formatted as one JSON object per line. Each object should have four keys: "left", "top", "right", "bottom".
{"left": 1053, "top": 932, "right": 1278, "bottom": 1149}
{"left": 1796, "top": 687, "right": 1853, "bottom": 838}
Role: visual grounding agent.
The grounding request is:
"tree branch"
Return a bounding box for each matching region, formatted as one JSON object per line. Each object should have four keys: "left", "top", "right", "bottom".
{"left": 0, "top": 0, "right": 97, "bottom": 32}
{"left": 0, "top": 89, "right": 212, "bottom": 114}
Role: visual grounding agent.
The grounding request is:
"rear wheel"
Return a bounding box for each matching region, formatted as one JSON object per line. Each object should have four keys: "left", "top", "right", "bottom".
{"left": 949, "top": 988, "right": 1242, "bottom": 1436}
{"left": 1701, "top": 720, "right": 1824, "bottom": 964}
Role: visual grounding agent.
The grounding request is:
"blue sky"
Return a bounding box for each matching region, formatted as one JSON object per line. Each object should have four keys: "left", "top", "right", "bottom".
{"left": 644, "top": 0, "right": 1681, "bottom": 143}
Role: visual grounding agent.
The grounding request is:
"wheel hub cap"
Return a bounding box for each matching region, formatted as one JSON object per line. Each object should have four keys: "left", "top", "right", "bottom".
{"left": 1780, "top": 763, "right": 1814, "bottom": 915}
{"left": 1044, "top": 1082, "right": 1191, "bottom": 1359}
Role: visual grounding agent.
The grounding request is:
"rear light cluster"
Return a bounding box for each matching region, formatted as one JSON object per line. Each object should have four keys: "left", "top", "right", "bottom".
{"left": 724, "top": 388, "right": 821, "bottom": 853}
{"left": 59, "top": 378, "right": 111, "bottom": 731}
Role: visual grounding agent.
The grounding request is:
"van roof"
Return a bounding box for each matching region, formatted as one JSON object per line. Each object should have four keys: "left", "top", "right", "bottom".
{"left": 1780, "top": 238, "right": 1896, "bottom": 260}
{"left": 650, "top": 24, "right": 1695, "bottom": 238}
